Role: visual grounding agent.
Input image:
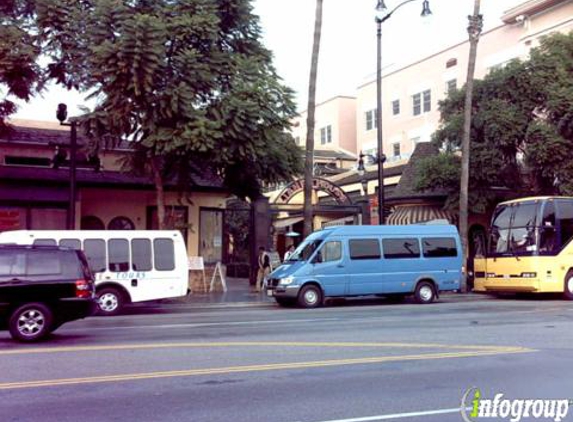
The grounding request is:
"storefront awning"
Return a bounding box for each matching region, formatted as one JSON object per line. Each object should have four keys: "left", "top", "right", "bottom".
{"left": 386, "top": 205, "right": 455, "bottom": 225}
{"left": 273, "top": 216, "right": 304, "bottom": 229}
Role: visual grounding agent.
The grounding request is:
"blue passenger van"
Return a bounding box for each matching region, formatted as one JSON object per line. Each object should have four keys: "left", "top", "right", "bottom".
{"left": 266, "top": 224, "right": 463, "bottom": 308}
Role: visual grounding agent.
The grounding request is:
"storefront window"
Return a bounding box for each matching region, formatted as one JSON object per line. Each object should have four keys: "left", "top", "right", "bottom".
{"left": 0, "top": 207, "right": 26, "bottom": 232}
{"left": 147, "top": 206, "right": 188, "bottom": 241}
{"left": 200, "top": 209, "right": 223, "bottom": 264}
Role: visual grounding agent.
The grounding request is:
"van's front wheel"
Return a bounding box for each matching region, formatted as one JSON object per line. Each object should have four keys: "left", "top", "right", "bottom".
{"left": 297, "top": 285, "right": 323, "bottom": 308}
{"left": 414, "top": 281, "right": 436, "bottom": 304}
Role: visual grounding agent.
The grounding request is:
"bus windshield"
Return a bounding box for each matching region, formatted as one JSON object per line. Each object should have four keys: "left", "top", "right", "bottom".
{"left": 286, "top": 239, "right": 324, "bottom": 262}
{"left": 488, "top": 198, "right": 573, "bottom": 257}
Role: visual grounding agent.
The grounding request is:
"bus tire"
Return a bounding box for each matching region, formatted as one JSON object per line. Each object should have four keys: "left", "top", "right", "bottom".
{"left": 97, "top": 287, "right": 124, "bottom": 316}
{"left": 414, "top": 281, "right": 436, "bottom": 304}
{"left": 564, "top": 270, "right": 573, "bottom": 300}
{"left": 297, "top": 284, "right": 323, "bottom": 308}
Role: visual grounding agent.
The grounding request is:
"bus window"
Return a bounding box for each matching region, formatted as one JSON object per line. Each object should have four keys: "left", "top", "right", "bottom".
{"left": 59, "top": 239, "right": 81, "bottom": 250}
{"left": 84, "top": 239, "right": 106, "bottom": 273}
{"left": 154, "top": 238, "right": 175, "bottom": 271}
{"left": 540, "top": 201, "right": 557, "bottom": 254}
{"left": 109, "top": 239, "right": 130, "bottom": 272}
{"left": 132, "top": 239, "right": 152, "bottom": 271}
{"left": 383, "top": 238, "right": 420, "bottom": 259}
{"left": 33, "top": 239, "right": 57, "bottom": 246}
{"left": 557, "top": 199, "right": 573, "bottom": 248}
{"left": 349, "top": 239, "right": 380, "bottom": 260}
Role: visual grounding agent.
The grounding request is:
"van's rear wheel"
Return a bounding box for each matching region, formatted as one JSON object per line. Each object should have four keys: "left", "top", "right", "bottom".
{"left": 97, "top": 288, "right": 124, "bottom": 316}
{"left": 9, "top": 303, "right": 53, "bottom": 342}
{"left": 297, "top": 285, "right": 322, "bottom": 308}
{"left": 414, "top": 281, "right": 436, "bottom": 304}
{"left": 564, "top": 271, "right": 573, "bottom": 300}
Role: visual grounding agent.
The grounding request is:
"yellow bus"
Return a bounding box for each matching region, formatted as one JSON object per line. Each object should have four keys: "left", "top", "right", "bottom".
{"left": 474, "top": 196, "right": 573, "bottom": 298}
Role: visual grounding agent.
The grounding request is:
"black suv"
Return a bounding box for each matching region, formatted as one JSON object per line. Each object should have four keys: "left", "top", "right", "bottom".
{"left": 0, "top": 245, "right": 97, "bottom": 342}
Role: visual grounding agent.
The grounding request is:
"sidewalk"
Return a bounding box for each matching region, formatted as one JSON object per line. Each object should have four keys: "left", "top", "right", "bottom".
{"left": 163, "top": 277, "right": 276, "bottom": 307}
{"left": 159, "top": 278, "right": 492, "bottom": 308}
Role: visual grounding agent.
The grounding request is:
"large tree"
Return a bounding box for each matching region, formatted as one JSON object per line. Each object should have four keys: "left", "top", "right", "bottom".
{"left": 2, "top": 0, "right": 302, "bottom": 227}
{"left": 415, "top": 32, "right": 573, "bottom": 216}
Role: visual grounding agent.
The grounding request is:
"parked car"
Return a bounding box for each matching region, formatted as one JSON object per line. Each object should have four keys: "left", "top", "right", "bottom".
{"left": 267, "top": 224, "right": 463, "bottom": 308}
{"left": 0, "top": 245, "right": 97, "bottom": 342}
{"left": 0, "top": 230, "right": 189, "bottom": 316}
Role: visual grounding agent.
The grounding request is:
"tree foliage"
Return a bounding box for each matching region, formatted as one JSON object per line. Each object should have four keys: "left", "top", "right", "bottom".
{"left": 415, "top": 32, "right": 573, "bottom": 214}
{"left": 1, "top": 0, "right": 302, "bottom": 203}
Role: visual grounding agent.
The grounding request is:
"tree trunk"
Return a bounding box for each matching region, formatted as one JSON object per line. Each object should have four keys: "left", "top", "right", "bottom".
{"left": 303, "top": 0, "right": 323, "bottom": 238}
{"left": 150, "top": 155, "right": 166, "bottom": 230}
{"left": 459, "top": 0, "right": 483, "bottom": 292}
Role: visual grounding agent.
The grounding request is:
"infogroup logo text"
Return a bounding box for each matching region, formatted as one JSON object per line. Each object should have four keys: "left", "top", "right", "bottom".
{"left": 461, "top": 387, "right": 571, "bottom": 422}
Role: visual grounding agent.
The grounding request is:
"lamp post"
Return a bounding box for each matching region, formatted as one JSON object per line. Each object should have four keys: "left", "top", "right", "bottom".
{"left": 56, "top": 103, "right": 77, "bottom": 230}
{"left": 374, "top": 0, "right": 432, "bottom": 224}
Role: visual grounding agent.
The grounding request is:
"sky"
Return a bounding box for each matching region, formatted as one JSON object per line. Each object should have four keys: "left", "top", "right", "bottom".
{"left": 13, "top": 0, "right": 522, "bottom": 121}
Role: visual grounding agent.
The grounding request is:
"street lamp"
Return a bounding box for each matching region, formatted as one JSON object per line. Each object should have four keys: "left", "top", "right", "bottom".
{"left": 56, "top": 103, "right": 77, "bottom": 230}
{"left": 357, "top": 151, "right": 369, "bottom": 197}
{"left": 374, "top": 0, "right": 431, "bottom": 224}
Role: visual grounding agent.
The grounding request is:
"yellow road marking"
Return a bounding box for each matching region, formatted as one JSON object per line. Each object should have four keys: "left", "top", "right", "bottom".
{"left": 0, "top": 341, "right": 525, "bottom": 356}
{"left": 0, "top": 347, "right": 533, "bottom": 391}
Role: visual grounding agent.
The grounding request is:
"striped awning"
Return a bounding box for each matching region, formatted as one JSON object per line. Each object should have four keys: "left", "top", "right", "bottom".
{"left": 386, "top": 204, "right": 456, "bottom": 225}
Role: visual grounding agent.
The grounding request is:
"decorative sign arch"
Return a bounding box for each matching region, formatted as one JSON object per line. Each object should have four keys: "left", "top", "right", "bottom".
{"left": 274, "top": 177, "right": 353, "bottom": 205}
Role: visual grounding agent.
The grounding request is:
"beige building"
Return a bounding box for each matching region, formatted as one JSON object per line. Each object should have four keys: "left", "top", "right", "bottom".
{"left": 292, "top": 96, "right": 358, "bottom": 155}
{"left": 357, "top": 0, "right": 573, "bottom": 161}
{"left": 0, "top": 119, "right": 228, "bottom": 261}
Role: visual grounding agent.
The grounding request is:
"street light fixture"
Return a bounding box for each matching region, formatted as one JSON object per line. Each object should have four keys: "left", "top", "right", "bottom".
{"left": 56, "top": 103, "right": 78, "bottom": 230}
{"left": 357, "top": 151, "right": 369, "bottom": 197}
{"left": 374, "top": 0, "right": 431, "bottom": 224}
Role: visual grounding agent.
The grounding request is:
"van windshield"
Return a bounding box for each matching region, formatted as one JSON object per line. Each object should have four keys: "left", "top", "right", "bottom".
{"left": 286, "top": 239, "right": 324, "bottom": 262}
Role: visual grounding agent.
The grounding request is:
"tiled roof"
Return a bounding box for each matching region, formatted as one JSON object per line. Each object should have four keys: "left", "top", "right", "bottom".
{"left": 387, "top": 142, "right": 447, "bottom": 200}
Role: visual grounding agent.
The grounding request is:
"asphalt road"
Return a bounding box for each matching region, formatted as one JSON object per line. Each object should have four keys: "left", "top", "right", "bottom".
{"left": 1, "top": 295, "right": 573, "bottom": 422}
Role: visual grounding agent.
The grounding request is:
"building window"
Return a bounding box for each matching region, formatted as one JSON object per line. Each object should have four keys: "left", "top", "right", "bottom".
{"left": 108, "top": 216, "right": 135, "bottom": 230}
{"left": 392, "top": 143, "right": 400, "bottom": 157}
{"left": 392, "top": 100, "right": 400, "bottom": 116}
{"left": 200, "top": 208, "right": 223, "bottom": 264}
{"left": 320, "top": 125, "right": 332, "bottom": 144}
{"left": 412, "top": 90, "right": 431, "bottom": 116}
{"left": 81, "top": 216, "right": 105, "bottom": 230}
{"left": 147, "top": 206, "right": 189, "bottom": 242}
{"left": 446, "top": 79, "right": 457, "bottom": 94}
{"left": 365, "top": 110, "right": 378, "bottom": 131}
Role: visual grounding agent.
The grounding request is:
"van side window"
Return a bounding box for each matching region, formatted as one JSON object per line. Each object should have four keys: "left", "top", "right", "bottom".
{"left": 84, "top": 239, "right": 106, "bottom": 273}
{"left": 321, "top": 241, "right": 342, "bottom": 262}
{"left": 109, "top": 239, "right": 130, "bottom": 272}
{"left": 132, "top": 239, "right": 152, "bottom": 271}
{"left": 59, "top": 239, "right": 81, "bottom": 250}
{"left": 383, "top": 238, "right": 420, "bottom": 259}
{"left": 349, "top": 239, "right": 381, "bottom": 260}
{"left": 33, "top": 239, "right": 57, "bottom": 246}
{"left": 422, "top": 237, "right": 457, "bottom": 258}
{"left": 154, "top": 238, "right": 175, "bottom": 271}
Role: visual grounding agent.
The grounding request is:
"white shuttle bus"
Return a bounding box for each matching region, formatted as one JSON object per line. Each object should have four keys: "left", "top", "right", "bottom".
{"left": 0, "top": 230, "right": 189, "bottom": 315}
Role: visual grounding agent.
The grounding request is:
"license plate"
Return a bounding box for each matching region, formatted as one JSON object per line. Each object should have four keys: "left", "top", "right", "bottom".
{"left": 266, "top": 289, "right": 274, "bottom": 297}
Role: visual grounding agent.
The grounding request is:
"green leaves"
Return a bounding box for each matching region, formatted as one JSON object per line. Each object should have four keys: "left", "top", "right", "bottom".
{"left": 416, "top": 32, "right": 573, "bottom": 213}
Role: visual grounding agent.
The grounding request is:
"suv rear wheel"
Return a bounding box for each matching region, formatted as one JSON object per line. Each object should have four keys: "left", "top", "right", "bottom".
{"left": 9, "top": 303, "right": 53, "bottom": 342}
{"left": 97, "top": 288, "right": 124, "bottom": 316}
